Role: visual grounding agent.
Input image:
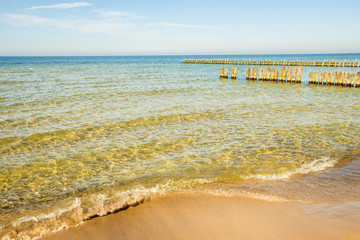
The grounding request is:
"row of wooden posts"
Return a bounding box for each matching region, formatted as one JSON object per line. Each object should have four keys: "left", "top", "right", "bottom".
{"left": 184, "top": 59, "right": 359, "bottom": 68}
{"left": 246, "top": 67, "right": 303, "bottom": 83}
{"left": 220, "top": 67, "right": 237, "bottom": 79}
{"left": 220, "top": 66, "right": 360, "bottom": 88}
{"left": 220, "top": 66, "right": 303, "bottom": 82}
{"left": 309, "top": 71, "right": 360, "bottom": 87}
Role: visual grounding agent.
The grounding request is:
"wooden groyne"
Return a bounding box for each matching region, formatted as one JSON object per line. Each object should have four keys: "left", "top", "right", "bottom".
{"left": 309, "top": 71, "right": 360, "bottom": 87}
{"left": 183, "top": 59, "right": 359, "bottom": 68}
{"left": 220, "top": 67, "right": 237, "bottom": 79}
{"left": 245, "top": 67, "right": 303, "bottom": 83}
{"left": 231, "top": 67, "right": 237, "bottom": 79}
{"left": 220, "top": 67, "right": 228, "bottom": 78}
{"left": 220, "top": 66, "right": 359, "bottom": 88}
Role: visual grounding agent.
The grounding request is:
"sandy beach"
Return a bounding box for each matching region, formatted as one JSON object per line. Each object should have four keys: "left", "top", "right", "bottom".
{"left": 42, "top": 193, "right": 360, "bottom": 240}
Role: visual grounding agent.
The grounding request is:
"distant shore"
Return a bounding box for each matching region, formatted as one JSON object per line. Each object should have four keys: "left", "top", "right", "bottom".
{"left": 43, "top": 193, "right": 360, "bottom": 240}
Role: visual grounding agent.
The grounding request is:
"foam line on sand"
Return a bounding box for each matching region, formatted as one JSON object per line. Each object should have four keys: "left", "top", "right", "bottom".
{"left": 42, "top": 193, "right": 360, "bottom": 240}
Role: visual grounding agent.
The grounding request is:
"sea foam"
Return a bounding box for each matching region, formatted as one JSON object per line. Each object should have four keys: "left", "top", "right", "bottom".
{"left": 245, "top": 157, "right": 337, "bottom": 180}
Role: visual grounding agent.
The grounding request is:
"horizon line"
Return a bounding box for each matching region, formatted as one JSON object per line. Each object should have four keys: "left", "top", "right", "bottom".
{"left": 1, "top": 52, "right": 360, "bottom": 57}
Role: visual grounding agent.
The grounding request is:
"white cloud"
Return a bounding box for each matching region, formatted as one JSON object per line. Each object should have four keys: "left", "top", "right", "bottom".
{"left": 3, "top": 13, "right": 135, "bottom": 34}
{"left": 2, "top": 8, "right": 217, "bottom": 37}
{"left": 4, "top": 14, "right": 72, "bottom": 28}
{"left": 26, "top": 2, "right": 93, "bottom": 10}
{"left": 96, "top": 10, "right": 142, "bottom": 20}
{"left": 148, "top": 22, "right": 219, "bottom": 29}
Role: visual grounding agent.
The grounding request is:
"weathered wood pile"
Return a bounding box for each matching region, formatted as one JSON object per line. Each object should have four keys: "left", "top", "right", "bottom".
{"left": 184, "top": 59, "right": 359, "bottom": 68}
{"left": 309, "top": 71, "right": 360, "bottom": 87}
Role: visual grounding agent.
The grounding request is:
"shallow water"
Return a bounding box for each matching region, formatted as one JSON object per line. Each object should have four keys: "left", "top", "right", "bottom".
{"left": 1, "top": 54, "right": 360, "bottom": 239}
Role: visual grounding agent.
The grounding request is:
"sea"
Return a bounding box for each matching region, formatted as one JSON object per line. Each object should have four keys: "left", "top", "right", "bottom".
{"left": 1, "top": 54, "right": 360, "bottom": 239}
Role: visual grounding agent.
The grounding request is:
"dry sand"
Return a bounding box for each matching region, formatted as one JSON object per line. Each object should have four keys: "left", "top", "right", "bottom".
{"left": 43, "top": 193, "right": 360, "bottom": 240}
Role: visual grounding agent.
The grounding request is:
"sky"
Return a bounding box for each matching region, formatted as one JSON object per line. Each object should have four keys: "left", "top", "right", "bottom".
{"left": 0, "top": 0, "right": 359, "bottom": 56}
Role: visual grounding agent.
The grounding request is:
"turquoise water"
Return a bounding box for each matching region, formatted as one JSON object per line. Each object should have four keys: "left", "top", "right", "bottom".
{"left": 1, "top": 54, "right": 360, "bottom": 239}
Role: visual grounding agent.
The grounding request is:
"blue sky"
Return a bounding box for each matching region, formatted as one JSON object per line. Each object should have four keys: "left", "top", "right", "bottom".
{"left": 1, "top": 0, "right": 359, "bottom": 55}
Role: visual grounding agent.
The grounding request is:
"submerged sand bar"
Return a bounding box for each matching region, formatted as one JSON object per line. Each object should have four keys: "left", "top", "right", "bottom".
{"left": 43, "top": 193, "right": 360, "bottom": 240}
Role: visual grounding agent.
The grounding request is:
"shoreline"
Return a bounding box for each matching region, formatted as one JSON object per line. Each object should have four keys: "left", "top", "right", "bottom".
{"left": 42, "top": 193, "right": 360, "bottom": 240}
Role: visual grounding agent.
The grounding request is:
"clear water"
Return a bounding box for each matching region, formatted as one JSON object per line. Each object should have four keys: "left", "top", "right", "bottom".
{"left": 1, "top": 54, "right": 360, "bottom": 239}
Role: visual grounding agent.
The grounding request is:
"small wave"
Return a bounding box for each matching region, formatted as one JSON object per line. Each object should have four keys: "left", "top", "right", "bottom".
{"left": 245, "top": 157, "right": 337, "bottom": 180}
{"left": 12, "top": 198, "right": 82, "bottom": 228}
{"left": 0, "top": 178, "right": 214, "bottom": 240}
{"left": 199, "top": 188, "right": 289, "bottom": 203}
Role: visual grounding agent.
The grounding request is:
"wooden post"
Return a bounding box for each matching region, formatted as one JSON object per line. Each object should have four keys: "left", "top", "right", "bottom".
{"left": 279, "top": 68, "right": 283, "bottom": 82}
{"left": 296, "top": 66, "right": 303, "bottom": 83}
{"left": 314, "top": 72, "right": 319, "bottom": 85}
{"left": 265, "top": 68, "right": 268, "bottom": 80}
{"left": 292, "top": 67, "right": 297, "bottom": 83}
{"left": 309, "top": 71, "right": 313, "bottom": 84}
{"left": 231, "top": 67, "right": 237, "bottom": 79}
{"left": 273, "top": 69, "right": 278, "bottom": 81}
{"left": 317, "top": 72, "right": 321, "bottom": 85}
{"left": 319, "top": 72, "right": 324, "bottom": 85}
{"left": 246, "top": 67, "right": 250, "bottom": 80}
{"left": 350, "top": 73, "right": 355, "bottom": 87}
{"left": 346, "top": 72, "right": 351, "bottom": 87}
{"left": 356, "top": 72, "right": 360, "bottom": 88}
{"left": 220, "top": 68, "right": 224, "bottom": 78}
{"left": 259, "top": 68, "right": 263, "bottom": 80}
{"left": 263, "top": 68, "right": 267, "bottom": 81}
{"left": 283, "top": 68, "right": 287, "bottom": 82}
{"left": 328, "top": 71, "right": 334, "bottom": 86}
{"left": 264, "top": 68, "right": 267, "bottom": 80}
{"left": 340, "top": 72, "right": 346, "bottom": 86}
{"left": 266, "top": 68, "right": 271, "bottom": 81}
{"left": 252, "top": 68, "right": 258, "bottom": 80}
{"left": 224, "top": 67, "right": 228, "bottom": 78}
{"left": 287, "top": 67, "right": 292, "bottom": 82}
{"left": 262, "top": 68, "right": 266, "bottom": 80}
{"left": 263, "top": 68, "right": 268, "bottom": 81}
{"left": 335, "top": 71, "right": 340, "bottom": 85}
{"left": 271, "top": 69, "right": 275, "bottom": 81}
{"left": 324, "top": 72, "right": 328, "bottom": 85}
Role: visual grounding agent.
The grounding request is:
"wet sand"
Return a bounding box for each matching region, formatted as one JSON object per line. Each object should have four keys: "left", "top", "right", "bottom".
{"left": 43, "top": 193, "right": 360, "bottom": 240}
